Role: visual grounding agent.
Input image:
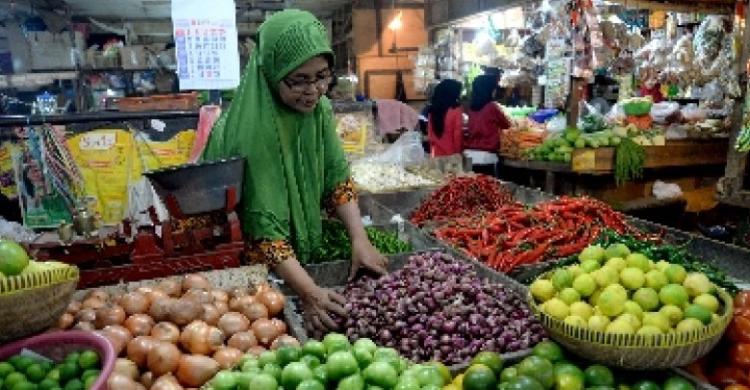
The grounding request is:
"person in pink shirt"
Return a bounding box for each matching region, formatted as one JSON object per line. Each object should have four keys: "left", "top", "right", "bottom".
{"left": 427, "top": 79, "right": 464, "bottom": 157}
{"left": 465, "top": 75, "right": 512, "bottom": 176}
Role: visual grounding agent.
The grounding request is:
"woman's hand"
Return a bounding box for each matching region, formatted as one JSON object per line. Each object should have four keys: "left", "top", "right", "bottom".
{"left": 301, "top": 285, "right": 347, "bottom": 333}
{"left": 349, "top": 237, "right": 388, "bottom": 280}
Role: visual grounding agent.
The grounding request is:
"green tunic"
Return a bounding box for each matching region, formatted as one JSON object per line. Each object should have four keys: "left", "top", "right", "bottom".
{"left": 202, "top": 10, "right": 350, "bottom": 263}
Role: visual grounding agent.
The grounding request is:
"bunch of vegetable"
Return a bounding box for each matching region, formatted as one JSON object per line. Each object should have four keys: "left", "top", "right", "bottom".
{"left": 0, "top": 349, "right": 103, "bottom": 390}
{"left": 615, "top": 138, "right": 646, "bottom": 185}
{"left": 351, "top": 162, "right": 438, "bottom": 193}
{"left": 56, "top": 274, "right": 295, "bottom": 390}
{"left": 683, "top": 291, "right": 750, "bottom": 390}
{"left": 500, "top": 128, "right": 547, "bottom": 160}
{"left": 432, "top": 196, "right": 648, "bottom": 273}
{"left": 594, "top": 229, "right": 739, "bottom": 294}
{"left": 202, "top": 333, "right": 456, "bottom": 390}
{"left": 453, "top": 340, "right": 696, "bottom": 390}
{"left": 309, "top": 220, "right": 412, "bottom": 264}
{"left": 410, "top": 175, "right": 515, "bottom": 226}
{"left": 327, "top": 251, "right": 545, "bottom": 364}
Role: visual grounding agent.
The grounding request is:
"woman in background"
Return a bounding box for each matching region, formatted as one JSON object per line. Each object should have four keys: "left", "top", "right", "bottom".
{"left": 427, "top": 79, "right": 463, "bottom": 156}
{"left": 465, "top": 75, "right": 512, "bottom": 176}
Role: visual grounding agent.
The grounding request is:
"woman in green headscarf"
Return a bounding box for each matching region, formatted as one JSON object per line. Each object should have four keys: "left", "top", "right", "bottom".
{"left": 202, "top": 10, "right": 386, "bottom": 332}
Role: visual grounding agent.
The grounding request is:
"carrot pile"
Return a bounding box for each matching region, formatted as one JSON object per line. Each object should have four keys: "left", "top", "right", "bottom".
{"left": 500, "top": 129, "right": 547, "bottom": 160}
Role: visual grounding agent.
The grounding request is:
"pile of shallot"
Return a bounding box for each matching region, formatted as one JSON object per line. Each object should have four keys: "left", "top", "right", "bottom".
{"left": 58, "top": 274, "right": 297, "bottom": 390}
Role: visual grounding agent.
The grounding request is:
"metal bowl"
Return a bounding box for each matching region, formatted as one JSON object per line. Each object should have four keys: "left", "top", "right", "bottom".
{"left": 144, "top": 157, "right": 245, "bottom": 215}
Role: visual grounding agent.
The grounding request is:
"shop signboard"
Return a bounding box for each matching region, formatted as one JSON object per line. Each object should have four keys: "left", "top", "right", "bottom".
{"left": 171, "top": 0, "right": 240, "bottom": 90}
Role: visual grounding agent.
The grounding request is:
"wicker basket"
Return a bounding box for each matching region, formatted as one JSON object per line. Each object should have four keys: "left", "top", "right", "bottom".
{"left": 527, "top": 288, "right": 733, "bottom": 370}
{"left": 0, "top": 265, "right": 79, "bottom": 343}
{"left": 0, "top": 331, "right": 116, "bottom": 390}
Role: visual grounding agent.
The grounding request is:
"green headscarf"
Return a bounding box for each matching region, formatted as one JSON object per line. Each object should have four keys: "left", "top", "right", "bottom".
{"left": 201, "top": 9, "right": 350, "bottom": 263}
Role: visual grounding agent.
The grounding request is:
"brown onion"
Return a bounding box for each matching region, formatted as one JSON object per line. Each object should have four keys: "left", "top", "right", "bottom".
{"left": 210, "top": 289, "right": 229, "bottom": 303}
{"left": 242, "top": 302, "right": 269, "bottom": 322}
{"left": 103, "top": 325, "right": 133, "bottom": 353}
{"left": 114, "top": 358, "right": 139, "bottom": 381}
{"left": 183, "top": 289, "right": 213, "bottom": 305}
{"left": 176, "top": 355, "right": 219, "bottom": 388}
{"left": 158, "top": 279, "right": 182, "bottom": 297}
{"left": 229, "top": 295, "right": 255, "bottom": 312}
{"left": 76, "top": 308, "right": 97, "bottom": 323}
{"left": 247, "top": 345, "right": 267, "bottom": 355}
{"left": 270, "top": 318, "right": 288, "bottom": 335}
{"left": 145, "top": 289, "right": 169, "bottom": 303}
{"left": 107, "top": 372, "right": 139, "bottom": 390}
{"left": 182, "top": 274, "right": 211, "bottom": 292}
{"left": 251, "top": 318, "right": 278, "bottom": 345}
{"left": 127, "top": 336, "right": 156, "bottom": 368}
{"left": 253, "top": 283, "right": 272, "bottom": 295}
{"left": 57, "top": 313, "right": 75, "bottom": 330}
{"left": 256, "top": 290, "right": 285, "bottom": 317}
{"left": 151, "top": 322, "right": 181, "bottom": 344}
{"left": 228, "top": 331, "right": 258, "bottom": 351}
{"left": 67, "top": 300, "right": 82, "bottom": 315}
{"left": 217, "top": 312, "right": 250, "bottom": 337}
{"left": 147, "top": 341, "right": 181, "bottom": 376}
{"left": 124, "top": 314, "right": 154, "bottom": 337}
{"left": 82, "top": 297, "right": 106, "bottom": 311}
{"left": 169, "top": 297, "right": 204, "bottom": 326}
{"left": 140, "top": 372, "right": 155, "bottom": 389}
{"left": 148, "top": 297, "right": 176, "bottom": 322}
{"left": 151, "top": 373, "right": 184, "bottom": 390}
{"left": 119, "top": 292, "right": 150, "bottom": 315}
{"left": 97, "top": 329, "right": 127, "bottom": 356}
{"left": 213, "top": 347, "right": 243, "bottom": 369}
{"left": 86, "top": 289, "right": 110, "bottom": 302}
{"left": 95, "top": 304, "right": 126, "bottom": 328}
{"left": 270, "top": 334, "right": 300, "bottom": 350}
{"left": 73, "top": 322, "right": 95, "bottom": 331}
{"left": 229, "top": 286, "right": 250, "bottom": 298}
{"left": 201, "top": 304, "right": 221, "bottom": 326}
{"left": 180, "top": 321, "right": 225, "bottom": 355}
{"left": 213, "top": 301, "right": 229, "bottom": 315}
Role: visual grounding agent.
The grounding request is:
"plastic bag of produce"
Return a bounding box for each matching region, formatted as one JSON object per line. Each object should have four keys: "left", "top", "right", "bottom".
{"left": 605, "top": 103, "right": 626, "bottom": 125}
{"left": 578, "top": 101, "right": 607, "bottom": 133}
{"left": 681, "top": 104, "right": 707, "bottom": 123}
{"left": 651, "top": 102, "right": 680, "bottom": 124}
{"left": 360, "top": 130, "right": 427, "bottom": 168}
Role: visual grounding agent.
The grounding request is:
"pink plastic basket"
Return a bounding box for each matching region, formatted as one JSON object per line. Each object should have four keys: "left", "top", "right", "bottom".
{"left": 0, "top": 331, "right": 116, "bottom": 390}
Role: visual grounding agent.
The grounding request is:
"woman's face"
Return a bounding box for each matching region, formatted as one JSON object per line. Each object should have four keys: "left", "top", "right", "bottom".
{"left": 278, "top": 55, "right": 331, "bottom": 113}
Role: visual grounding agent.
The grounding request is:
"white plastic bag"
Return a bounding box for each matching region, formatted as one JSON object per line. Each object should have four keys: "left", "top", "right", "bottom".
{"left": 361, "top": 130, "right": 427, "bottom": 168}
{"left": 650, "top": 102, "right": 680, "bottom": 124}
{"left": 653, "top": 180, "right": 683, "bottom": 200}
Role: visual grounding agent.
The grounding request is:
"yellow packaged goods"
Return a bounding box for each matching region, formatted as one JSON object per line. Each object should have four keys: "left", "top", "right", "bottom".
{"left": 336, "top": 112, "right": 369, "bottom": 154}
{"left": 0, "top": 142, "right": 17, "bottom": 200}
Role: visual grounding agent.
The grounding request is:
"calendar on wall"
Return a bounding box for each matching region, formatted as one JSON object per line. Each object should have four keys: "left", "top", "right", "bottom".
{"left": 171, "top": 0, "right": 241, "bottom": 90}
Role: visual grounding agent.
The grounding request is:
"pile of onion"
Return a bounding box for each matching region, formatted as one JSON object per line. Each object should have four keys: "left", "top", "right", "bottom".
{"left": 60, "top": 274, "right": 295, "bottom": 389}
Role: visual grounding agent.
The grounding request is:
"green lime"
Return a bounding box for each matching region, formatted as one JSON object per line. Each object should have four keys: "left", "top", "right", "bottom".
{"left": 532, "top": 341, "right": 565, "bottom": 363}
{"left": 12, "top": 358, "right": 35, "bottom": 373}
{"left": 277, "top": 346, "right": 303, "bottom": 368}
{"left": 300, "top": 355, "right": 321, "bottom": 369}
{"left": 7, "top": 356, "right": 22, "bottom": 368}
{"left": 45, "top": 369, "right": 60, "bottom": 383}
{"left": 556, "top": 373, "right": 585, "bottom": 390}
{"left": 473, "top": 352, "right": 504, "bottom": 376}
{"left": 554, "top": 363, "right": 584, "bottom": 380}
{"left": 463, "top": 364, "right": 498, "bottom": 390}
{"left": 239, "top": 372, "right": 277, "bottom": 390}
{"left": 500, "top": 367, "right": 519, "bottom": 382}
{"left": 663, "top": 376, "right": 695, "bottom": 390}
{"left": 0, "top": 239, "right": 30, "bottom": 276}
{"left": 326, "top": 351, "right": 359, "bottom": 382}
{"left": 505, "top": 376, "right": 545, "bottom": 390}
{"left": 584, "top": 365, "right": 614, "bottom": 387}
{"left": 296, "top": 379, "right": 325, "bottom": 390}
{"left": 363, "top": 361, "right": 399, "bottom": 388}
{"left": 631, "top": 380, "right": 660, "bottom": 390}
{"left": 76, "top": 351, "right": 99, "bottom": 371}
{"left": 242, "top": 359, "right": 261, "bottom": 374}
{"left": 352, "top": 348, "right": 373, "bottom": 369}
{"left": 517, "top": 356, "right": 555, "bottom": 389}
{"left": 5, "top": 372, "right": 27, "bottom": 389}
{"left": 57, "top": 363, "right": 78, "bottom": 384}
{"left": 353, "top": 339, "right": 378, "bottom": 355}
{"left": 83, "top": 376, "right": 97, "bottom": 390}
{"left": 62, "top": 378, "right": 83, "bottom": 390}
{"left": 81, "top": 369, "right": 99, "bottom": 383}
{"left": 302, "top": 341, "right": 327, "bottom": 360}
{"left": 258, "top": 351, "right": 279, "bottom": 367}
{"left": 281, "top": 362, "right": 313, "bottom": 390}
{"left": 322, "top": 333, "right": 351, "bottom": 355}
{"left": 63, "top": 354, "right": 79, "bottom": 366}
{"left": 426, "top": 361, "right": 452, "bottom": 384}
{"left": 11, "top": 381, "right": 37, "bottom": 390}
{"left": 366, "top": 385, "right": 386, "bottom": 390}
{"left": 337, "top": 374, "right": 365, "bottom": 390}
{"left": 312, "top": 365, "right": 328, "bottom": 386}
{"left": 212, "top": 371, "right": 239, "bottom": 390}
{"left": 37, "top": 379, "right": 59, "bottom": 390}
{"left": 263, "top": 363, "right": 283, "bottom": 381}
{"left": 0, "top": 362, "right": 15, "bottom": 379}
{"left": 415, "top": 365, "right": 445, "bottom": 387}
{"left": 25, "top": 364, "right": 46, "bottom": 384}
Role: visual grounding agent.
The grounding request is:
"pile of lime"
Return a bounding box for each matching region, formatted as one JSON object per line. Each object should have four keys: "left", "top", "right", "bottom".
{"left": 0, "top": 349, "right": 101, "bottom": 390}
{"left": 204, "top": 332, "right": 454, "bottom": 390}
{"left": 530, "top": 243, "right": 725, "bottom": 335}
{"left": 456, "top": 340, "right": 697, "bottom": 390}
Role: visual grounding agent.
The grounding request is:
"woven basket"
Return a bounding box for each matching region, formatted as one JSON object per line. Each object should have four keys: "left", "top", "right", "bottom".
{"left": 527, "top": 288, "right": 733, "bottom": 370}
{"left": 0, "top": 265, "right": 79, "bottom": 343}
{"left": 0, "top": 331, "right": 116, "bottom": 390}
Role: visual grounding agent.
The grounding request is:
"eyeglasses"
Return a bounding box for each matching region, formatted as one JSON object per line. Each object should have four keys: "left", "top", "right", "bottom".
{"left": 283, "top": 72, "right": 332, "bottom": 93}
